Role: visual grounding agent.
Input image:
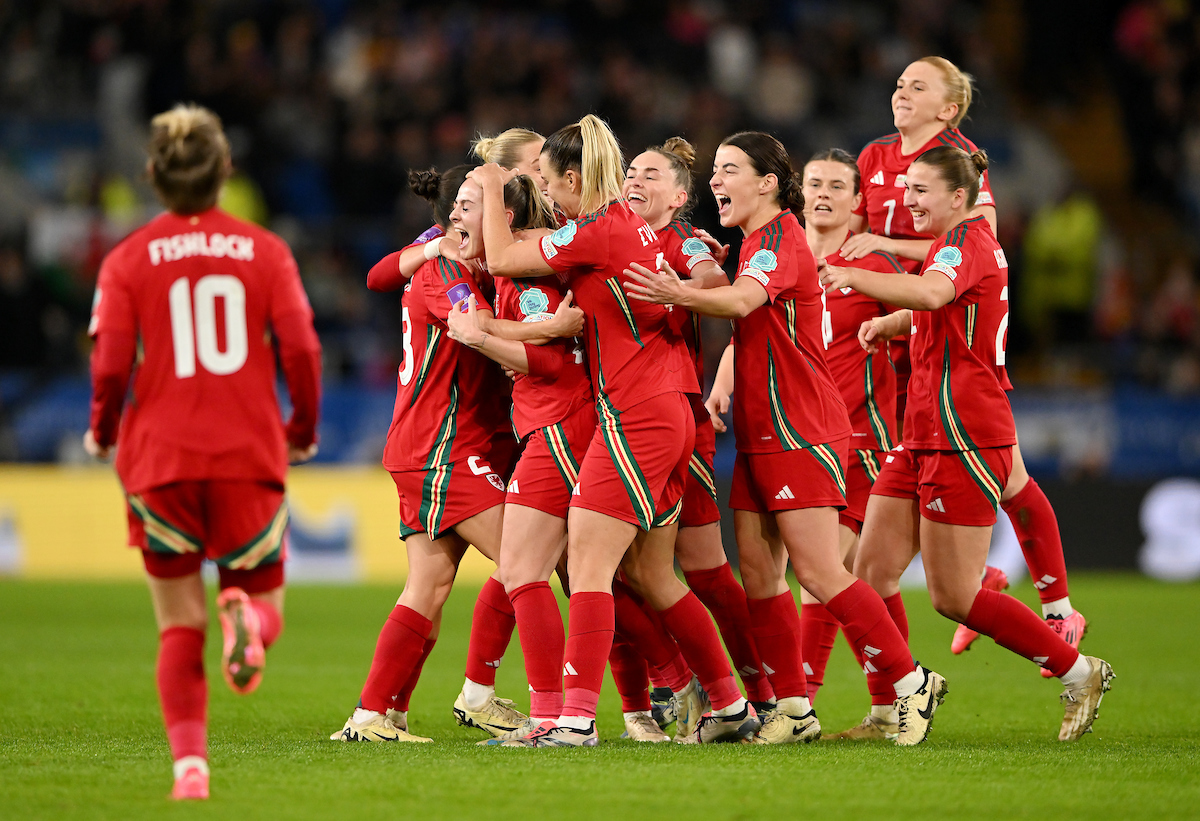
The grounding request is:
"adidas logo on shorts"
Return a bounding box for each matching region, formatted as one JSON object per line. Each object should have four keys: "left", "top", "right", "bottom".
{"left": 926, "top": 497, "right": 946, "bottom": 513}
{"left": 774, "top": 485, "right": 796, "bottom": 501}
{"left": 507, "top": 479, "right": 520, "bottom": 493}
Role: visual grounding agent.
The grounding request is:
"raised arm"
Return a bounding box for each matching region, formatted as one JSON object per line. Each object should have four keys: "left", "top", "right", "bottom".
{"left": 472, "top": 164, "right": 557, "bottom": 279}
{"left": 624, "top": 258, "right": 767, "bottom": 318}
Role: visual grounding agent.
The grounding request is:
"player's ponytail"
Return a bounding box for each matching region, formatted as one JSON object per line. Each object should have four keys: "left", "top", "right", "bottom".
{"left": 917, "top": 56, "right": 975, "bottom": 129}
{"left": 913, "top": 145, "right": 988, "bottom": 209}
{"left": 504, "top": 174, "right": 557, "bottom": 231}
{"left": 544, "top": 114, "right": 624, "bottom": 215}
{"left": 472, "top": 128, "right": 544, "bottom": 170}
{"left": 408, "top": 164, "right": 473, "bottom": 229}
{"left": 721, "top": 131, "right": 804, "bottom": 214}
{"left": 147, "top": 104, "right": 231, "bottom": 214}
{"left": 647, "top": 136, "right": 697, "bottom": 218}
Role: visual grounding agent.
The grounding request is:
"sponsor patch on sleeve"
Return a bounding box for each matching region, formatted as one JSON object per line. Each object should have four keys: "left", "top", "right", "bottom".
{"left": 933, "top": 246, "right": 963, "bottom": 267}
{"left": 681, "top": 237, "right": 708, "bottom": 256}
{"left": 740, "top": 268, "right": 771, "bottom": 287}
{"left": 976, "top": 190, "right": 993, "bottom": 205}
{"left": 926, "top": 261, "right": 957, "bottom": 281}
{"left": 550, "top": 221, "right": 577, "bottom": 247}
{"left": 540, "top": 235, "right": 558, "bottom": 259}
{"left": 747, "top": 249, "right": 778, "bottom": 273}
{"left": 518, "top": 287, "right": 550, "bottom": 317}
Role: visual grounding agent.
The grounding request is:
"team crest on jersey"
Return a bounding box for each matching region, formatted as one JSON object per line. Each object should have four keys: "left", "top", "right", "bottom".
{"left": 681, "top": 237, "right": 708, "bottom": 256}
{"left": 519, "top": 287, "right": 550, "bottom": 317}
{"left": 446, "top": 282, "right": 473, "bottom": 310}
{"left": 486, "top": 473, "right": 505, "bottom": 491}
{"left": 934, "top": 246, "right": 963, "bottom": 268}
{"left": 747, "top": 249, "right": 778, "bottom": 273}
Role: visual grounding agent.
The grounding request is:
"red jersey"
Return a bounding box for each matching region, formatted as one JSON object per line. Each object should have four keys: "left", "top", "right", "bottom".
{"left": 494, "top": 277, "right": 593, "bottom": 439}
{"left": 822, "top": 238, "right": 903, "bottom": 451}
{"left": 854, "top": 129, "right": 995, "bottom": 273}
{"left": 383, "top": 257, "right": 508, "bottom": 471}
{"left": 88, "top": 208, "right": 321, "bottom": 494}
{"left": 731, "top": 210, "right": 851, "bottom": 454}
{"left": 538, "top": 201, "right": 699, "bottom": 411}
{"left": 904, "top": 215, "right": 1016, "bottom": 451}
{"left": 659, "top": 217, "right": 720, "bottom": 389}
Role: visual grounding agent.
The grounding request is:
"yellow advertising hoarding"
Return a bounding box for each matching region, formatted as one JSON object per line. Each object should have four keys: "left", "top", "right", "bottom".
{"left": 0, "top": 465, "right": 496, "bottom": 582}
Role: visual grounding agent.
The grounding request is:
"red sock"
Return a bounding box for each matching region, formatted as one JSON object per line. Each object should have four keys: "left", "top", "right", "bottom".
{"left": 826, "top": 580, "right": 915, "bottom": 706}
{"left": 883, "top": 592, "right": 909, "bottom": 643}
{"left": 157, "top": 626, "right": 207, "bottom": 761}
{"left": 510, "top": 581, "right": 565, "bottom": 719}
{"left": 249, "top": 600, "right": 283, "bottom": 648}
{"left": 561, "top": 592, "right": 614, "bottom": 719}
{"left": 395, "top": 637, "right": 436, "bottom": 712}
{"left": 746, "top": 593, "right": 809, "bottom": 701}
{"left": 612, "top": 581, "right": 692, "bottom": 692}
{"left": 359, "top": 605, "right": 432, "bottom": 713}
{"left": 799, "top": 602, "right": 840, "bottom": 701}
{"left": 658, "top": 592, "right": 741, "bottom": 710}
{"left": 1003, "top": 479, "right": 1070, "bottom": 603}
{"left": 608, "top": 638, "right": 652, "bottom": 713}
{"left": 685, "top": 563, "right": 774, "bottom": 702}
{"left": 464, "top": 576, "right": 516, "bottom": 686}
{"left": 966, "top": 588, "right": 1080, "bottom": 676}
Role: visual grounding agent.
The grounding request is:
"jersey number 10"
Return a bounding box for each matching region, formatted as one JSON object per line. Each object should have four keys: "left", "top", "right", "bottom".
{"left": 168, "top": 275, "right": 249, "bottom": 378}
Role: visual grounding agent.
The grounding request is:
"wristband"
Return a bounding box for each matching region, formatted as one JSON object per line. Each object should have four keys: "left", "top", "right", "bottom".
{"left": 423, "top": 238, "right": 442, "bottom": 261}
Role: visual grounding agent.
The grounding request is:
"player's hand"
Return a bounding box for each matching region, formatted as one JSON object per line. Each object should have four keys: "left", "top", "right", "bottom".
{"left": 839, "top": 231, "right": 892, "bottom": 261}
{"left": 858, "top": 312, "right": 907, "bottom": 353}
{"left": 704, "top": 390, "right": 730, "bottom": 433}
{"left": 818, "top": 259, "right": 854, "bottom": 294}
{"left": 467, "top": 162, "right": 518, "bottom": 189}
{"left": 543, "top": 290, "right": 585, "bottom": 338}
{"left": 83, "top": 429, "right": 112, "bottom": 460}
{"left": 438, "top": 230, "right": 464, "bottom": 262}
{"left": 288, "top": 443, "right": 318, "bottom": 464}
{"left": 447, "top": 295, "right": 487, "bottom": 347}
{"left": 502, "top": 366, "right": 518, "bottom": 381}
{"left": 624, "top": 259, "right": 685, "bottom": 305}
{"left": 692, "top": 228, "right": 730, "bottom": 266}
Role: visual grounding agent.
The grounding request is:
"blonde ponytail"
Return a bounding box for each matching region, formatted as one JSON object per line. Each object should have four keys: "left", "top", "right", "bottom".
{"left": 543, "top": 114, "right": 625, "bottom": 215}
{"left": 917, "top": 56, "right": 975, "bottom": 129}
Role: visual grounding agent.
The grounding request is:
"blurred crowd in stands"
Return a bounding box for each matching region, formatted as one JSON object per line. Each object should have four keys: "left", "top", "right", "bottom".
{"left": 1, "top": 0, "right": 1199, "bottom": 412}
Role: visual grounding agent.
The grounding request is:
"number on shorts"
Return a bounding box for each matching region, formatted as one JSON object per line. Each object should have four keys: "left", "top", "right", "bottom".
{"left": 168, "top": 275, "right": 248, "bottom": 378}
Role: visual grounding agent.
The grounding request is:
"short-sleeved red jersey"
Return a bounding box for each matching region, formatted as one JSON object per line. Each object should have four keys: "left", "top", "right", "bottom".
{"left": 659, "top": 217, "right": 720, "bottom": 389}
{"left": 494, "top": 277, "right": 592, "bottom": 439}
{"left": 538, "top": 201, "right": 698, "bottom": 411}
{"left": 383, "top": 257, "right": 508, "bottom": 471}
{"left": 822, "top": 237, "right": 903, "bottom": 451}
{"left": 88, "top": 208, "right": 321, "bottom": 494}
{"left": 855, "top": 129, "right": 994, "bottom": 273}
{"left": 904, "top": 215, "right": 1016, "bottom": 451}
{"left": 731, "top": 210, "right": 851, "bottom": 454}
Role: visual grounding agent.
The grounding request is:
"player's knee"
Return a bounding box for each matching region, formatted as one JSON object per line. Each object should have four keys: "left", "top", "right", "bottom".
{"left": 927, "top": 584, "right": 972, "bottom": 623}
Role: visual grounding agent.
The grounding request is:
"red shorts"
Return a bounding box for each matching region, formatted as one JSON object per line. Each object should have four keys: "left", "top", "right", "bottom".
{"left": 729, "top": 438, "right": 849, "bottom": 513}
{"left": 571, "top": 391, "right": 695, "bottom": 530}
{"left": 487, "top": 425, "right": 521, "bottom": 483}
{"left": 392, "top": 446, "right": 508, "bottom": 541}
{"left": 870, "top": 444, "right": 1013, "bottom": 527}
{"left": 127, "top": 480, "right": 287, "bottom": 592}
{"left": 680, "top": 414, "right": 720, "bottom": 528}
{"left": 839, "top": 448, "right": 886, "bottom": 534}
{"left": 506, "top": 403, "right": 597, "bottom": 519}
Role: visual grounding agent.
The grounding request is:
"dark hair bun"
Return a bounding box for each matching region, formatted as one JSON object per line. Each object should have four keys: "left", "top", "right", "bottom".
{"left": 969, "top": 149, "right": 989, "bottom": 175}
{"left": 408, "top": 168, "right": 442, "bottom": 202}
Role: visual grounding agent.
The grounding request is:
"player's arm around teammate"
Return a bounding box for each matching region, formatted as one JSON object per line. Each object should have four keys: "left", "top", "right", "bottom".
{"left": 626, "top": 131, "right": 943, "bottom": 746}
{"left": 85, "top": 105, "right": 321, "bottom": 799}
{"left": 821, "top": 147, "right": 1113, "bottom": 742}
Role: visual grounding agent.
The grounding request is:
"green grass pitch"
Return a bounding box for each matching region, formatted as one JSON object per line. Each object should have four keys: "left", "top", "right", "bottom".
{"left": 1, "top": 573, "right": 1197, "bottom": 820}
